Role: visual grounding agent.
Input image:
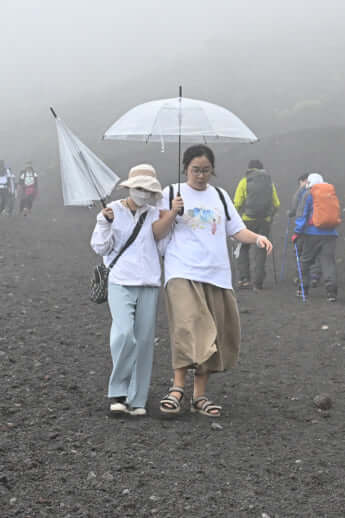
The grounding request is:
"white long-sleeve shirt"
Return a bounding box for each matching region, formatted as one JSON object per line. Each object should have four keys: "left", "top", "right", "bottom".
{"left": 90, "top": 200, "right": 161, "bottom": 287}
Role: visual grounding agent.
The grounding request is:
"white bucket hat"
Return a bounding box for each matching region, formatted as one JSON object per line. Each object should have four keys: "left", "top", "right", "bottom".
{"left": 307, "top": 173, "right": 324, "bottom": 187}
{"left": 118, "top": 164, "right": 163, "bottom": 200}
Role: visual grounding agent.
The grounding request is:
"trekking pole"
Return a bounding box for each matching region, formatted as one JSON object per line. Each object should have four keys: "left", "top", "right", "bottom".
{"left": 230, "top": 238, "right": 238, "bottom": 286}
{"left": 280, "top": 218, "right": 290, "bottom": 281}
{"left": 294, "top": 243, "right": 306, "bottom": 303}
{"left": 272, "top": 245, "right": 278, "bottom": 284}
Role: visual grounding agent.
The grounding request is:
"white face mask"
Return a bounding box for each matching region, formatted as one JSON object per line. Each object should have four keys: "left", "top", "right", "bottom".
{"left": 129, "top": 188, "right": 155, "bottom": 206}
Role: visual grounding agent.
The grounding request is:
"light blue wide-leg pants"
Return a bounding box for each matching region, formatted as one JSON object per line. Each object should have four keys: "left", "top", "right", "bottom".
{"left": 107, "top": 283, "right": 159, "bottom": 408}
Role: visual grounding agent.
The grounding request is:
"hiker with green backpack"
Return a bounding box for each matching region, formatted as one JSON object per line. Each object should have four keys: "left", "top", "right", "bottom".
{"left": 233, "top": 160, "right": 280, "bottom": 290}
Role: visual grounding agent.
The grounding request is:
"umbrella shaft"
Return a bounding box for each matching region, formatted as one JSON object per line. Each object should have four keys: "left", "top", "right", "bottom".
{"left": 178, "top": 85, "right": 182, "bottom": 192}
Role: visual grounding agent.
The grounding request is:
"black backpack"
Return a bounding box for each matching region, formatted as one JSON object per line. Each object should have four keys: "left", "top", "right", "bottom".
{"left": 245, "top": 170, "right": 273, "bottom": 218}
{"left": 169, "top": 185, "right": 231, "bottom": 221}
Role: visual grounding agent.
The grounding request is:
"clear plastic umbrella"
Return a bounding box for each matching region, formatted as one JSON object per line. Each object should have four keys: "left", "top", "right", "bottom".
{"left": 51, "top": 107, "right": 119, "bottom": 207}
{"left": 103, "top": 87, "right": 258, "bottom": 196}
{"left": 103, "top": 91, "right": 258, "bottom": 145}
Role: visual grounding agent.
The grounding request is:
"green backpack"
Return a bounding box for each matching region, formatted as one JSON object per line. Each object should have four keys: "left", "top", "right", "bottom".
{"left": 245, "top": 169, "right": 273, "bottom": 218}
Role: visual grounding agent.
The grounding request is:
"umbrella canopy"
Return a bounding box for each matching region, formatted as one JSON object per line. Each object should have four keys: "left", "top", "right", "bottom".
{"left": 52, "top": 109, "right": 119, "bottom": 206}
{"left": 103, "top": 96, "right": 258, "bottom": 144}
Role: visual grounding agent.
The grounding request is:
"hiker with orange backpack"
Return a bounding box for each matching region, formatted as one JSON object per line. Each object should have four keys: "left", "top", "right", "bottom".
{"left": 288, "top": 173, "right": 321, "bottom": 287}
{"left": 292, "top": 173, "right": 341, "bottom": 302}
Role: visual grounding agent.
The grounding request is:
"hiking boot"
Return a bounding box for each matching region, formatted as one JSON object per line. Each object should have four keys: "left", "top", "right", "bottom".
{"left": 296, "top": 288, "right": 308, "bottom": 299}
{"left": 327, "top": 292, "right": 337, "bottom": 303}
{"left": 238, "top": 279, "right": 252, "bottom": 289}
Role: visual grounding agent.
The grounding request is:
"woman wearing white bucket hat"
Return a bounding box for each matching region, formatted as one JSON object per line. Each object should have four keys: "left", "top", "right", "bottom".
{"left": 91, "top": 164, "right": 165, "bottom": 416}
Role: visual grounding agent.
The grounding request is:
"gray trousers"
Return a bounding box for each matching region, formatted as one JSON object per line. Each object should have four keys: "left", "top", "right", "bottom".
{"left": 296, "top": 236, "right": 321, "bottom": 281}
{"left": 301, "top": 235, "right": 337, "bottom": 295}
{"left": 0, "top": 189, "right": 9, "bottom": 214}
{"left": 107, "top": 284, "right": 159, "bottom": 408}
{"left": 238, "top": 219, "right": 271, "bottom": 285}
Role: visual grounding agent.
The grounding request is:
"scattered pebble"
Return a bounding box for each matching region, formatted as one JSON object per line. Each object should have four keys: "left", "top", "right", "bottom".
{"left": 87, "top": 471, "right": 97, "bottom": 480}
{"left": 211, "top": 422, "right": 223, "bottom": 431}
{"left": 102, "top": 472, "right": 114, "bottom": 482}
{"left": 239, "top": 308, "right": 252, "bottom": 314}
{"left": 321, "top": 325, "right": 328, "bottom": 330}
{"left": 313, "top": 393, "right": 332, "bottom": 410}
{"left": 319, "top": 410, "right": 331, "bottom": 418}
{"left": 122, "top": 488, "right": 130, "bottom": 496}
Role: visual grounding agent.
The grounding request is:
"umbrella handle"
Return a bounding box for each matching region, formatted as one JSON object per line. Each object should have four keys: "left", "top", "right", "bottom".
{"left": 177, "top": 191, "right": 184, "bottom": 216}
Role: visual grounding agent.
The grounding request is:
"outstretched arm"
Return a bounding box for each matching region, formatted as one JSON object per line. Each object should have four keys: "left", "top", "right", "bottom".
{"left": 233, "top": 228, "right": 273, "bottom": 254}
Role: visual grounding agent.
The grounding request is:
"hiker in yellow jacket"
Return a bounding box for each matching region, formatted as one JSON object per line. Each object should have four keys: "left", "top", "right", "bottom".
{"left": 234, "top": 160, "right": 280, "bottom": 289}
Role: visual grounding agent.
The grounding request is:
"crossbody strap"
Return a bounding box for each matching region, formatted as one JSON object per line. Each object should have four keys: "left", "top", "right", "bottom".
{"left": 108, "top": 211, "right": 148, "bottom": 270}
{"left": 214, "top": 187, "right": 231, "bottom": 221}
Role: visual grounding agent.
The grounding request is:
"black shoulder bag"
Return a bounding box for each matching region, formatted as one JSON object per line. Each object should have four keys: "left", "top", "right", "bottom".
{"left": 89, "top": 211, "right": 148, "bottom": 304}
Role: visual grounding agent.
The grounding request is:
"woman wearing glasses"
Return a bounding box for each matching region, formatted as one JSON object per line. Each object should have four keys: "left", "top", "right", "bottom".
{"left": 153, "top": 145, "right": 272, "bottom": 417}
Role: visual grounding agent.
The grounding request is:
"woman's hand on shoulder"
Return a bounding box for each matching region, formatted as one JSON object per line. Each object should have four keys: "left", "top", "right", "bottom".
{"left": 102, "top": 207, "right": 114, "bottom": 222}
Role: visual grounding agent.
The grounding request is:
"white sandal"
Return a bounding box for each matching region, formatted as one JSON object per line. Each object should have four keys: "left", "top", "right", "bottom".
{"left": 160, "top": 386, "right": 184, "bottom": 414}
{"left": 191, "top": 396, "right": 222, "bottom": 417}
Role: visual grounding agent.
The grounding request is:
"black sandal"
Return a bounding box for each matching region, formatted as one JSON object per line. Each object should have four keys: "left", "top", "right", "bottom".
{"left": 191, "top": 396, "right": 222, "bottom": 417}
{"left": 160, "top": 386, "right": 184, "bottom": 414}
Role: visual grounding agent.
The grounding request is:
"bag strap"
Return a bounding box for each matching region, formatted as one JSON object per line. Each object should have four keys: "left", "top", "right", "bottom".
{"left": 169, "top": 184, "right": 231, "bottom": 221}
{"left": 108, "top": 211, "right": 148, "bottom": 270}
{"left": 214, "top": 187, "right": 231, "bottom": 221}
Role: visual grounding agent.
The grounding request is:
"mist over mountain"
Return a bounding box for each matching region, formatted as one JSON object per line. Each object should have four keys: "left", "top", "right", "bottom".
{"left": 1, "top": 0, "right": 345, "bottom": 196}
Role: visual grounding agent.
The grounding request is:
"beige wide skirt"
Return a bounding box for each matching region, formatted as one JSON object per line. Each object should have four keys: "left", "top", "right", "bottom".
{"left": 165, "top": 278, "right": 241, "bottom": 374}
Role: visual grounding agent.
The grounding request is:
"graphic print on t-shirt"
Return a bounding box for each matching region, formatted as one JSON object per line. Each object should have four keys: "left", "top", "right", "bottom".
{"left": 182, "top": 206, "right": 222, "bottom": 233}
{"left": 24, "top": 173, "right": 35, "bottom": 186}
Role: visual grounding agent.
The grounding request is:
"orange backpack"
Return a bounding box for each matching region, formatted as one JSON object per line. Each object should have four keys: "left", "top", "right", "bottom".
{"left": 310, "top": 183, "right": 341, "bottom": 229}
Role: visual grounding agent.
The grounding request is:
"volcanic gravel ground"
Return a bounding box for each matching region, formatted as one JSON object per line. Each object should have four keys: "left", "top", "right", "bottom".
{"left": 1, "top": 204, "right": 345, "bottom": 518}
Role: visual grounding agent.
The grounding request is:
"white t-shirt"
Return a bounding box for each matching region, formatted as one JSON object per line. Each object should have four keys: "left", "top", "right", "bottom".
{"left": 0, "top": 175, "right": 8, "bottom": 188}
{"left": 159, "top": 183, "right": 246, "bottom": 289}
{"left": 90, "top": 201, "right": 161, "bottom": 287}
{"left": 20, "top": 171, "right": 38, "bottom": 186}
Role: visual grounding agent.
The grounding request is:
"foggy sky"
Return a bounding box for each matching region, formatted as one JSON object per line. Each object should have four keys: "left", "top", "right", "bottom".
{"left": 1, "top": 0, "right": 345, "bottom": 171}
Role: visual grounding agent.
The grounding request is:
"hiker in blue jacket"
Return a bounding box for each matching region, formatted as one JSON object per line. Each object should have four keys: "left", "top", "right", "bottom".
{"left": 292, "top": 173, "right": 338, "bottom": 302}
{"left": 289, "top": 173, "right": 321, "bottom": 287}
